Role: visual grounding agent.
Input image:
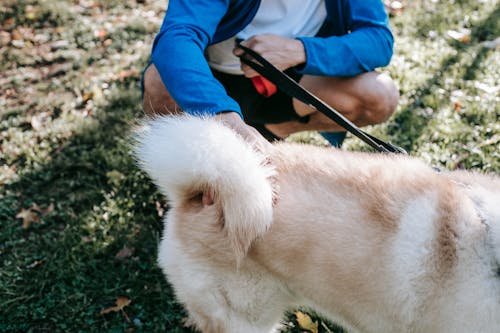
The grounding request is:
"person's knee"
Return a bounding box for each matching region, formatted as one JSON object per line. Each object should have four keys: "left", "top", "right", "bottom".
{"left": 364, "top": 73, "right": 399, "bottom": 124}
{"left": 143, "top": 64, "right": 178, "bottom": 116}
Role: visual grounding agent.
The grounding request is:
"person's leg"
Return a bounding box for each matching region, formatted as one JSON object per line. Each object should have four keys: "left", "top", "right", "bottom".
{"left": 143, "top": 63, "right": 399, "bottom": 147}
{"left": 265, "top": 71, "right": 399, "bottom": 138}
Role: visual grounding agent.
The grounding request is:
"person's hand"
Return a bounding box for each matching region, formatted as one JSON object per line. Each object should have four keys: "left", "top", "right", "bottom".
{"left": 233, "top": 34, "right": 306, "bottom": 78}
{"left": 214, "top": 112, "right": 272, "bottom": 155}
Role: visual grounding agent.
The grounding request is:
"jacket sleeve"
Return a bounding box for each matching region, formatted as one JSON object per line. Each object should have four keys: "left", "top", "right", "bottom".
{"left": 296, "top": 0, "right": 394, "bottom": 77}
{"left": 151, "top": 0, "right": 242, "bottom": 117}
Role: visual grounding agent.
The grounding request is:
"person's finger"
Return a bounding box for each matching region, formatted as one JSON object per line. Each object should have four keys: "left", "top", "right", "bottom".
{"left": 240, "top": 64, "right": 258, "bottom": 78}
{"left": 240, "top": 36, "right": 257, "bottom": 48}
{"left": 233, "top": 47, "right": 244, "bottom": 56}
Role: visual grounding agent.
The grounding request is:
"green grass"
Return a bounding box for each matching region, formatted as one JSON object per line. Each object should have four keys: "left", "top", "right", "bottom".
{"left": 1, "top": 0, "right": 499, "bottom": 332}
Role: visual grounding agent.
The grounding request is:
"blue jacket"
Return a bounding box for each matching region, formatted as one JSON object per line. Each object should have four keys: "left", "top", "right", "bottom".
{"left": 151, "top": 0, "right": 393, "bottom": 117}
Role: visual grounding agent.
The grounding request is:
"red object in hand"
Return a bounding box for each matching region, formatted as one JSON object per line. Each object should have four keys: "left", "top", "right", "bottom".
{"left": 251, "top": 76, "right": 277, "bottom": 97}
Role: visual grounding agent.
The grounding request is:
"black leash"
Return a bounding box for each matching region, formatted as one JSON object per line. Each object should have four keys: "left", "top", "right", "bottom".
{"left": 236, "top": 44, "right": 407, "bottom": 154}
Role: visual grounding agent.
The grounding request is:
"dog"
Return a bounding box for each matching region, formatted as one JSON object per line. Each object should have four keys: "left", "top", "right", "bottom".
{"left": 134, "top": 115, "right": 500, "bottom": 333}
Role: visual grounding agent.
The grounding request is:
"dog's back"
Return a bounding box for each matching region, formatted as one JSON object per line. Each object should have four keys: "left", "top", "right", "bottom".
{"left": 135, "top": 115, "right": 500, "bottom": 333}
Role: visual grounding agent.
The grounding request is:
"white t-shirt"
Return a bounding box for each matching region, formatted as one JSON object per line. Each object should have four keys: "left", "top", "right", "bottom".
{"left": 207, "top": 0, "right": 326, "bottom": 74}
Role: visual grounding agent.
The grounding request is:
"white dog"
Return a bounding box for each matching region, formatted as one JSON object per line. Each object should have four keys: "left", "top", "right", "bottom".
{"left": 134, "top": 115, "right": 500, "bottom": 333}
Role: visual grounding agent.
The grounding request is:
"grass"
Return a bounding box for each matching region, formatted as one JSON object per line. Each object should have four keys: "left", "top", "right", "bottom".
{"left": 0, "top": 0, "right": 499, "bottom": 332}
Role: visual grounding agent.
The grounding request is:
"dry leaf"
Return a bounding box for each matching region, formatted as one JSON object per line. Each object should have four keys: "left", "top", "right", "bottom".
{"left": 3, "top": 18, "right": 15, "bottom": 28}
{"left": 100, "top": 296, "right": 131, "bottom": 314}
{"left": 11, "top": 30, "right": 23, "bottom": 41}
{"left": 447, "top": 29, "right": 471, "bottom": 43}
{"left": 81, "top": 236, "right": 92, "bottom": 243}
{"left": 16, "top": 208, "right": 40, "bottom": 229}
{"left": 82, "top": 91, "right": 94, "bottom": 102}
{"left": 30, "top": 112, "right": 52, "bottom": 131}
{"left": 16, "top": 203, "right": 54, "bottom": 229}
{"left": 50, "top": 40, "right": 70, "bottom": 51}
{"left": 25, "top": 5, "right": 39, "bottom": 20}
{"left": 106, "top": 170, "right": 125, "bottom": 186}
{"left": 115, "top": 246, "right": 134, "bottom": 259}
{"left": 27, "top": 259, "right": 44, "bottom": 269}
{"left": 31, "top": 203, "right": 55, "bottom": 215}
{"left": 295, "top": 311, "right": 319, "bottom": 333}
{"left": 94, "top": 29, "right": 108, "bottom": 39}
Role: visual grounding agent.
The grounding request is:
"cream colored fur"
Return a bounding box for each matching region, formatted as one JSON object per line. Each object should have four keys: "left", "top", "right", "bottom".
{"left": 134, "top": 115, "right": 500, "bottom": 333}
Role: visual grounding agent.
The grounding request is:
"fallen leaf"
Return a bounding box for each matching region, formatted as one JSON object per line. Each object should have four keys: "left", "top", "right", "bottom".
{"left": 16, "top": 208, "right": 40, "bottom": 229}
{"left": 16, "top": 203, "right": 54, "bottom": 229}
{"left": 27, "top": 259, "right": 44, "bottom": 269}
{"left": 11, "top": 39, "right": 24, "bottom": 48}
{"left": 25, "top": 5, "right": 39, "bottom": 20}
{"left": 30, "top": 112, "right": 51, "bottom": 131}
{"left": 3, "top": 17, "right": 15, "bottom": 29}
{"left": 11, "top": 30, "right": 23, "bottom": 41}
{"left": 116, "top": 246, "right": 134, "bottom": 259}
{"left": 447, "top": 29, "right": 471, "bottom": 43}
{"left": 107, "top": 170, "right": 125, "bottom": 183}
{"left": 82, "top": 91, "right": 94, "bottom": 102}
{"left": 31, "top": 203, "right": 55, "bottom": 215}
{"left": 100, "top": 296, "right": 132, "bottom": 314}
{"left": 81, "top": 236, "right": 92, "bottom": 243}
{"left": 47, "top": 63, "right": 73, "bottom": 78}
{"left": 94, "top": 29, "right": 108, "bottom": 39}
{"left": 295, "top": 311, "right": 319, "bottom": 333}
{"left": 50, "top": 40, "right": 70, "bottom": 51}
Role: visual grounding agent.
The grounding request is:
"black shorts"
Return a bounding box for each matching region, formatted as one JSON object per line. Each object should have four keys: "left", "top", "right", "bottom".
{"left": 212, "top": 68, "right": 309, "bottom": 125}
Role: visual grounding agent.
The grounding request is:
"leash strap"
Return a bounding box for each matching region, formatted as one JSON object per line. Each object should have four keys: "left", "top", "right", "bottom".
{"left": 236, "top": 44, "right": 407, "bottom": 154}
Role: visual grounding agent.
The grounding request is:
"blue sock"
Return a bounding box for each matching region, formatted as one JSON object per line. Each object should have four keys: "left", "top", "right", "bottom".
{"left": 320, "top": 132, "right": 346, "bottom": 147}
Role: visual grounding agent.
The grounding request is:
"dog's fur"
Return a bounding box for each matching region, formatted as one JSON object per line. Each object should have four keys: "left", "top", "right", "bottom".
{"left": 135, "top": 115, "right": 500, "bottom": 333}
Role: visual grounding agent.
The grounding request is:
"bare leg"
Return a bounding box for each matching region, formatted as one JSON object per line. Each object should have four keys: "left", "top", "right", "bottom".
{"left": 143, "top": 64, "right": 399, "bottom": 139}
{"left": 265, "top": 72, "right": 399, "bottom": 138}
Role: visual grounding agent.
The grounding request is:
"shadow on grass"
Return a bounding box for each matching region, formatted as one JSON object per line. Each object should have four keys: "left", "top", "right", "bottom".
{"left": 0, "top": 80, "right": 196, "bottom": 332}
{"left": 387, "top": 4, "right": 499, "bottom": 152}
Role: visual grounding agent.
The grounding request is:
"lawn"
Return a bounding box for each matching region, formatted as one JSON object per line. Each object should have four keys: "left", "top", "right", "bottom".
{"left": 0, "top": 0, "right": 498, "bottom": 332}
